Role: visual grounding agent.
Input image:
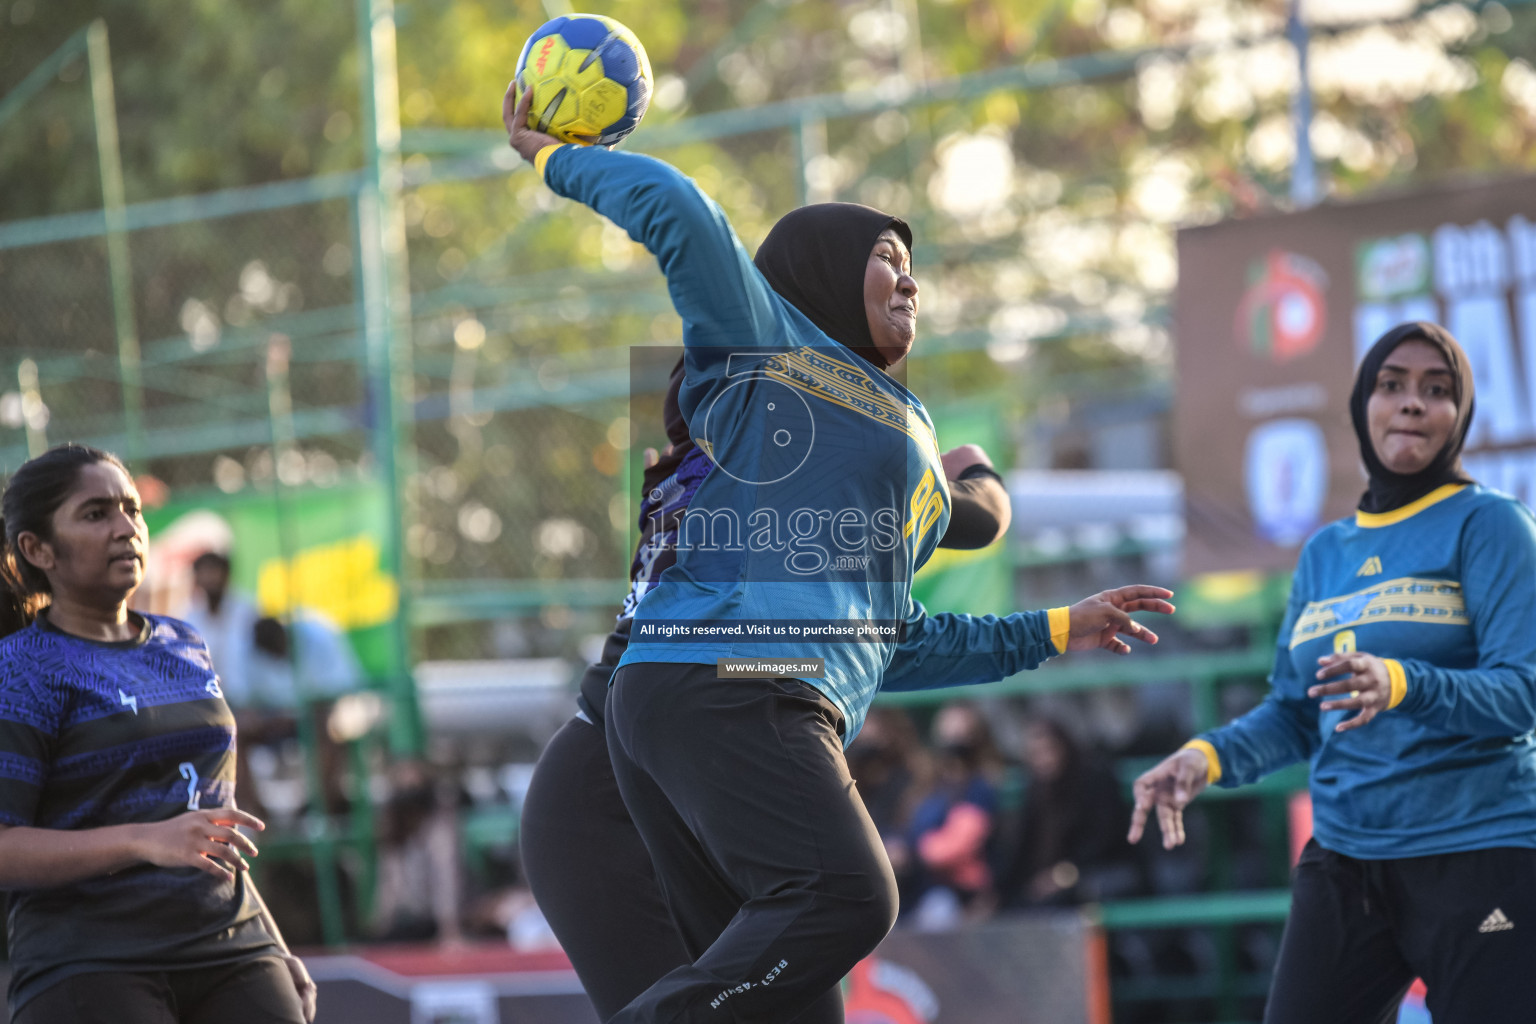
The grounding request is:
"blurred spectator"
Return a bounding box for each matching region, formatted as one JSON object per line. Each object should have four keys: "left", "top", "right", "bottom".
{"left": 903, "top": 702, "right": 1002, "bottom": 927}
{"left": 237, "top": 614, "right": 365, "bottom": 816}
{"left": 248, "top": 610, "right": 364, "bottom": 708}
{"left": 849, "top": 706, "right": 928, "bottom": 838}
{"left": 372, "top": 760, "right": 464, "bottom": 944}
{"left": 182, "top": 551, "right": 257, "bottom": 707}
{"left": 464, "top": 886, "right": 562, "bottom": 951}
{"left": 997, "top": 715, "right": 1140, "bottom": 908}
{"left": 848, "top": 706, "right": 931, "bottom": 912}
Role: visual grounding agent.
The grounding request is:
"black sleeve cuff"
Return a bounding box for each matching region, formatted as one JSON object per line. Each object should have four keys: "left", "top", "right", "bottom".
{"left": 957, "top": 463, "right": 1005, "bottom": 484}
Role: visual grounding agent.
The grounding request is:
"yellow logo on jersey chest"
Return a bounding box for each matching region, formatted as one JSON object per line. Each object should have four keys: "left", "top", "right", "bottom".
{"left": 1357, "top": 556, "right": 1383, "bottom": 576}
{"left": 1289, "top": 577, "right": 1466, "bottom": 648}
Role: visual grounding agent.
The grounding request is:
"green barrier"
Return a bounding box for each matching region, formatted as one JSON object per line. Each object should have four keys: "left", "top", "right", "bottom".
{"left": 874, "top": 648, "right": 1274, "bottom": 704}
{"left": 1095, "top": 889, "right": 1292, "bottom": 929}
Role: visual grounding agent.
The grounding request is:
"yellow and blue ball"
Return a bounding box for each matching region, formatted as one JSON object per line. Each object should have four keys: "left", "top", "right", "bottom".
{"left": 513, "top": 14, "right": 653, "bottom": 147}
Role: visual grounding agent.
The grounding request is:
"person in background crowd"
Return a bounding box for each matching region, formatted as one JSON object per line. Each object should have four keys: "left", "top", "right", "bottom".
{"left": 999, "top": 714, "right": 1138, "bottom": 908}
{"left": 247, "top": 611, "right": 363, "bottom": 711}
{"left": 372, "top": 759, "right": 463, "bottom": 944}
{"left": 240, "top": 613, "right": 365, "bottom": 817}
{"left": 903, "top": 702, "right": 1002, "bottom": 925}
{"left": 847, "top": 705, "right": 931, "bottom": 896}
{"left": 183, "top": 551, "right": 258, "bottom": 710}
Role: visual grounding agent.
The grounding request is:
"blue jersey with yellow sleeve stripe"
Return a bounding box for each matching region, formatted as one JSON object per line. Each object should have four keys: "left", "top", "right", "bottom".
{"left": 537, "top": 144, "right": 1062, "bottom": 743}
{"left": 1195, "top": 484, "right": 1536, "bottom": 858}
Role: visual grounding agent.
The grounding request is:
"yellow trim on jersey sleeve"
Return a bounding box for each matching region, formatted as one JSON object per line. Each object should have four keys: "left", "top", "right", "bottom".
{"left": 1383, "top": 658, "right": 1408, "bottom": 709}
{"left": 1182, "top": 739, "right": 1222, "bottom": 785}
{"left": 533, "top": 143, "right": 564, "bottom": 179}
{"left": 1355, "top": 484, "right": 1467, "bottom": 528}
{"left": 1048, "top": 606, "right": 1071, "bottom": 654}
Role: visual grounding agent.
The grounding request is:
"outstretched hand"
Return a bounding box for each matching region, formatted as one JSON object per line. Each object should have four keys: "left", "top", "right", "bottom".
{"left": 1065, "top": 585, "right": 1174, "bottom": 654}
{"left": 503, "top": 79, "right": 563, "bottom": 165}
{"left": 1127, "top": 747, "right": 1211, "bottom": 849}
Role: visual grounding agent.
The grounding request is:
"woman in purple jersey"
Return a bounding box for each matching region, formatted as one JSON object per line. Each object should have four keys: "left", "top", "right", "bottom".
{"left": 0, "top": 444, "right": 314, "bottom": 1023}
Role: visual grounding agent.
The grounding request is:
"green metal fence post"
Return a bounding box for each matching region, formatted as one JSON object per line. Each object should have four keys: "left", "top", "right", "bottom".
{"left": 357, "top": 0, "right": 425, "bottom": 756}
{"left": 264, "top": 338, "right": 349, "bottom": 946}
{"left": 796, "top": 115, "right": 828, "bottom": 206}
{"left": 85, "top": 20, "right": 146, "bottom": 467}
{"left": 16, "top": 359, "right": 48, "bottom": 458}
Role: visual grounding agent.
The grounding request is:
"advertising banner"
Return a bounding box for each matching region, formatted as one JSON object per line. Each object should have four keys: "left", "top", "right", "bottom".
{"left": 1175, "top": 173, "right": 1536, "bottom": 574}
{"left": 141, "top": 481, "right": 401, "bottom": 680}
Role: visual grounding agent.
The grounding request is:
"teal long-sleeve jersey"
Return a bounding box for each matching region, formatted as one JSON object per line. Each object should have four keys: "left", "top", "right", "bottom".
{"left": 536, "top": 144, "right": 1065, "bottom": 744}
{"left": 1193, "top": 484, "right": 1536, "bottom": 858}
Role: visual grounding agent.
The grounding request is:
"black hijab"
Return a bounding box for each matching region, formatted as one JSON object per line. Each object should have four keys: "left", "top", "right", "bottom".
{"left": 1350, "top": 321, "right": 1476, "bottom": 514}
{"left": 752, "top": 203, "right": 913, "bottom": 369}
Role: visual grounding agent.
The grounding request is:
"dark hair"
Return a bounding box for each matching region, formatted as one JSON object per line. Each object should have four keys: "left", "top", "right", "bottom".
{"left": 192, "top": 551, "right": 231, "bottom": 573}
{"left": 933, "top": 700, "right": 1001, "bottom": 775}
{"left": 253, "top": 616, "right": 288, "bottom": 659}
{"left": 0, "top": 443, "right": 131, "bottom": 638}
{"left": 1024, "top": 713, "right": 1083, "bottom": 779}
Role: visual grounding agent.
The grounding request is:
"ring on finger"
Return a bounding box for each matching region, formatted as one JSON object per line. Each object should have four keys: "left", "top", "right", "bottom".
{"left": 1349, "top": 690, "right": 1360, "bottom": 699}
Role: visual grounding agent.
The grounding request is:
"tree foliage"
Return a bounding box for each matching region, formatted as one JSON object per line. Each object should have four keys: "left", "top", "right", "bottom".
{"left": 3, "top": 0, "right": 1535, "bottom": 653}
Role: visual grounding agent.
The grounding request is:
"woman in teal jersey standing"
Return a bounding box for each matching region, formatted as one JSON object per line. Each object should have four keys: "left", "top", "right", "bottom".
{"left": 505, "top": 88, "right": 1173, "bottom": 1024}
{"left": 1130, "top": 321, "right": 1536, "bottom": 1024}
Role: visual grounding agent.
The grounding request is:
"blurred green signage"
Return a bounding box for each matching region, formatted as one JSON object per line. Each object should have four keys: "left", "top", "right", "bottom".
{"left": 145, "top": 481, "right": 400, "bottom": 681}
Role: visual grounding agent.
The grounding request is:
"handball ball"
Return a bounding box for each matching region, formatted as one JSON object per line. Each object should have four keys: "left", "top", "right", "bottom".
{"left": 514, "top": 14, "right": 653, "bottom": 147}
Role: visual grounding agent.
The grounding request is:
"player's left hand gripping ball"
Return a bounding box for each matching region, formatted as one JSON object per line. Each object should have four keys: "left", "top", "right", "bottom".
{"left": 512, "top": 13, "right": 652, "bottom": 147}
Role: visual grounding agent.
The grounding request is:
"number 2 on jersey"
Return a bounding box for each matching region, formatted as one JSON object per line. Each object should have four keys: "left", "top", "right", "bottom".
{"left": 178, "top": 761, "right": 201, "bottom": 810}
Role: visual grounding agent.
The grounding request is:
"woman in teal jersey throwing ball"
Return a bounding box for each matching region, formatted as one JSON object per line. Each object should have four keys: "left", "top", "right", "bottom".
{"left": 1130, "top": 322, "right": 1536, "bottom": 1024}
{"left": 507, "top": 87, "right": 1173, "bottom": 1024}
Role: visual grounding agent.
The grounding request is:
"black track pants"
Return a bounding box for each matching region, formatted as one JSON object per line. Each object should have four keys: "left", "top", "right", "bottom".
{"left": 604, "top": 663, "right": 897, "bottom": 1024}
{"left": 1265, "top": 839, "right": 1536, "bottom": 1024}
{"left": 522, "top": 714, "right": 692, "bottom": 1021}
{"left": 521, "top": 714, "right": 845, "bottom": 1024}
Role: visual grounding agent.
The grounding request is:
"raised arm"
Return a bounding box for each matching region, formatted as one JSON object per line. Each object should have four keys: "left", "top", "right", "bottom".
{"left": 505, "top": 85, "right": 781, "bottom": 359}
{"left": 878, "top": 602, "right": 1057, "bottom": 693}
